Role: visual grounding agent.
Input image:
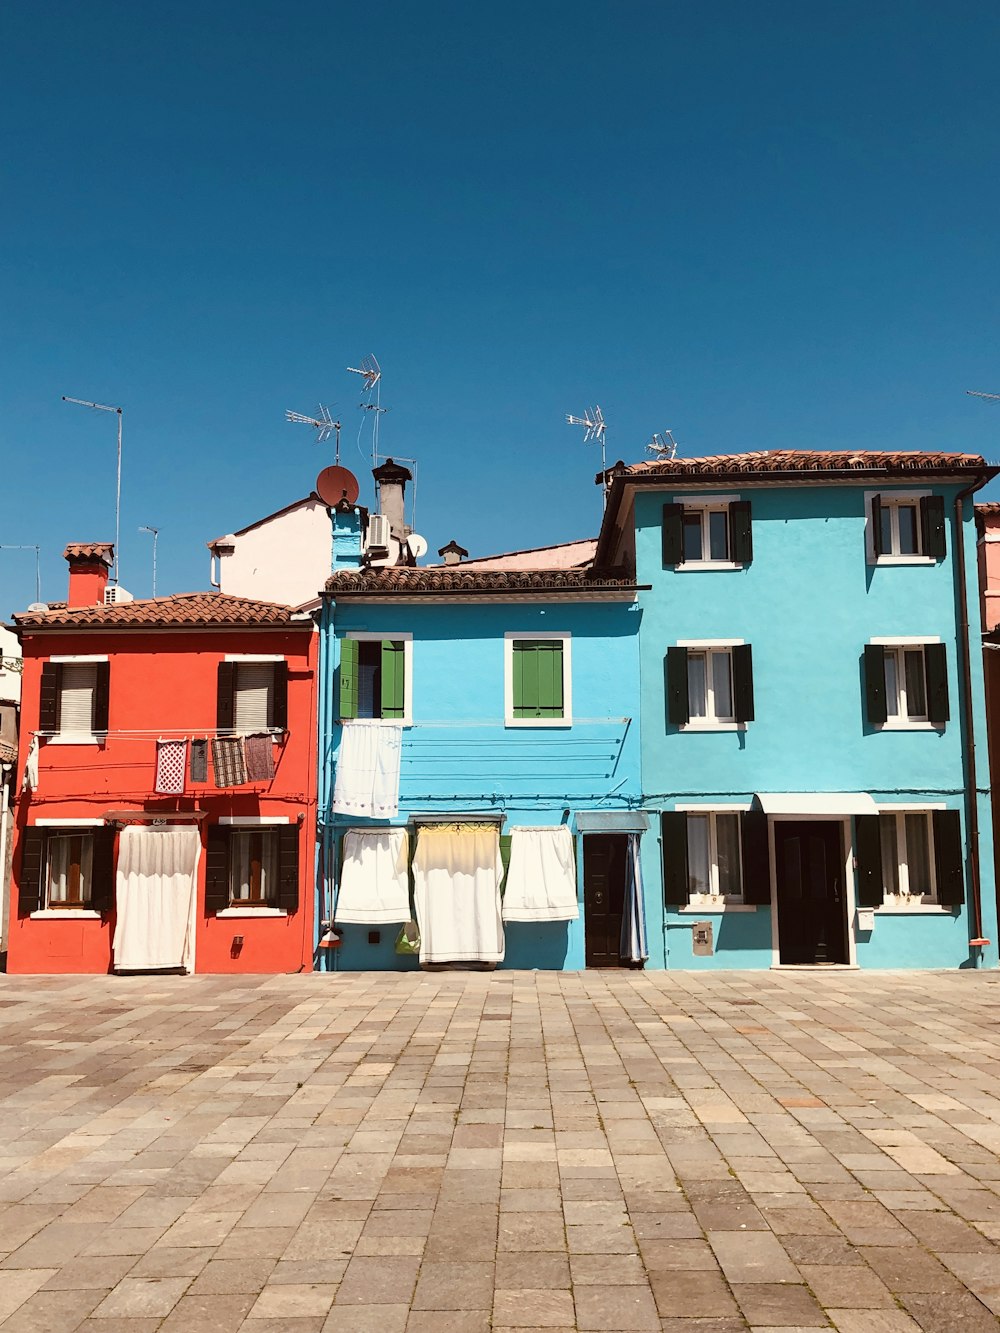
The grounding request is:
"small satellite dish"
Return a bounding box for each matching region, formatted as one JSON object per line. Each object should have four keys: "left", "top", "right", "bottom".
{"left": 27, "top": 602, "right": 48, "bottom": 613}
{"left": 316, "top": 465, "right": 360, "bottom": 507}
{"left": 407, "top": 533, "right": 428, "bottom": 559}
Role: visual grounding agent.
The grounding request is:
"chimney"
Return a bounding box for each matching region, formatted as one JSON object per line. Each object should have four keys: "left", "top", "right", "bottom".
{"left": 332, "top": 500, "right": 364, "bottom": 571}
{"left": 64, "top": 543, "right": 114, "bottom": 607}
{"left": 372, "top": 457, "right": 412, "bottom": 543}
{"left": 438, "top": 540, "right": 468, "bottom": 566}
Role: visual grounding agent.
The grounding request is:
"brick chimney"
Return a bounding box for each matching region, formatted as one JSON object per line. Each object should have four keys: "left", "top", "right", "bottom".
{"left": 372, "top": 458, "right": 412, "bottom": 543}
{"left": 438, "top": 540, "right": 468, "bottom": 566}
{"left": 64, "top": 543, "right": 114, "bottom": 607}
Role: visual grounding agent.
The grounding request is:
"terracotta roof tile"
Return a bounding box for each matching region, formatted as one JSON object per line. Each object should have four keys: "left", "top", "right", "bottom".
{"left": 14, "top": 591, "right": 306, "bottom": 630}
{"left": 432, "top": 539, "right": 599, "bottom": 571}
{"left": 325, "top": 567, "right": 637, "bottom": 596}
{"left": 602, "top": 449, "right": 991, "bottom": 483}
{"left": 63, "top": 542, "right": 114, "bottom": 563}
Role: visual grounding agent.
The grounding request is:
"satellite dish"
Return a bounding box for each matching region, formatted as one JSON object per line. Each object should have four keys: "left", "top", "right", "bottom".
{"left": 407, "top": 533, "right": 428, "bottom": 559}
{"left": 316, "top": 465, "right": 360, "bottom": 507}
{"left": 27, "top": 603, "right": 48, "bottom": 613}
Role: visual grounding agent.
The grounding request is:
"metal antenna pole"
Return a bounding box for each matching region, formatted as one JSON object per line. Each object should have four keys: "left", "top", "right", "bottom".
{"left": 139, "top": 526, "right": 158, "bottom": 598}
{"left": 62, "top": 396, "right": 124, "bottom": 583}
{"left": 566, "top": 405, "right": 609, "bottom": 510}
{"left": 0, "top": 545, "right": 41, "bottom": 603}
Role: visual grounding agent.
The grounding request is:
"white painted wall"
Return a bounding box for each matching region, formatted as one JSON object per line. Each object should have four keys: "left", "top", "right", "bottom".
{"left": 214, "top": 499, "right": 333, "bottom": 606}
{"left": 0, "top": 626, "right": 21, "bottom": 703}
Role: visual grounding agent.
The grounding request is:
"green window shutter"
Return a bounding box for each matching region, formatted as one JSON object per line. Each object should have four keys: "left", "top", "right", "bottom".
{"left": 17, "top": 828, "right": 45, "bottom": 915}
{"left": 662, "top": 503, "right": 684, "bottom": 566}
{"left": 920, "top": 494, "right": 946, "bottom": 558}
{"left": 732, "top": 645, "right": 754, "bottom": 723}
{"left": 729, "top": 501, "right": 753, "bottom": 564}
{"left": 665, "top": 647, "right": 689, "bottom": 726}
{"left": 661, "top": 811, "right": 689, "bottom": 905}
{"left": 90, "top": 829, "right": 116, "bottom": 913}
{"left": 204, "top": 826, "right": 230, "bottom": 914}
{"left": 277, "top": 826, "right": 301, "bottom": 912}
{"left": 740, "top": 809, "right": 771, "bottom": 904}
{"left": 537, "top": 643, "right": 563, "bottom": 717}
{"left": 39, "top": 662, "right": 60, "bottom": 734}
{"left": 339, "top": 638, "right": 359, "bottom": 720}
{"left": 216, "top": 661, "right": 236, "bottom": 733}
{"left": 513, "top": 641, "right": 536, "bottom": 717}
{"left": 93, "top": 661, "right": 110, "bottom": 733}
{"left": 925, "top": 643, "right": 949, "bottom": 724}
{"left": 933, "top": 809, "right": 964, "bottom": 906}
{"left": 513, "top": 641, "right": 563, "bottom": 718}
{"left": 855, "top": 815, "right": 884, "bottom": 907}
{"left": 380, "top": 640, "right": 406, "bottom": 719}
{"left": 863, "top": 644, "right": 887, "bottom": 725}
{"left": 871, "top": 494, "right": 885, "bottom": 557}
{"left": 499, "top": 835, "right": 512, "bottom": 894}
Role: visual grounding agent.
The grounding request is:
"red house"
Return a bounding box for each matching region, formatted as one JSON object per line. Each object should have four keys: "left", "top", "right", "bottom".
{"left": 8, "top": 543, "right": 317, "bottom": 974}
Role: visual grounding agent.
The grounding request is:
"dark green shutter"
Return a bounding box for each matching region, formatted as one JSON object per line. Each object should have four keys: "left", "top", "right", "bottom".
{"left": 499, "top": 834, "right": 512, "bottom": 894}
{"left": 93, "top": 661, "right": 110, "bottom": 733}
{"left": 513, "top": 641, "right": 536, "bottom": 717}
{"left": 729, "top": 501, "right": 753, "bottom": 564}
{"left": 732, "top": 645, "right": 754, "bottom": 723}
{"left": 271, "top": 661, "right": 288, "bottom": 731}
{"left": 538, "top": 643, "right": 563, "bottom": 716}
{"left": 920, "top": 494, "right": 946, "bottom": 559}
{"left": 925, "top": 643, "right": 949, "bottom": 724}
{"left": 740, "top": 809, "right": 771, "bottom": 904}
{"left": 864, "top": 644, "right": 887, "bottom": 725}
{"left": 871, "top": 494, "right": 885, "bottom": 557}
{"left": 216, "top": 662, "right": 236, "bottom": 734}
{"left": 661, "top": 811, "right": 689, "bottom": 905}
{"left": 17, "top": 828, "right": 44, "bottom": 915}
{"left": 854, "top": 815, "right": 884, "bottom": 907}
{"left": 514, "top": 642, "right": 563, "bottom": 719}
{"left": 39, "top": 663, "right": 59, "bottom": 734}
{"left": 380, "top": 641, "right": 406, "bottom": 719}
{"left": 662, "top": 504, "right": 684, "bottom": 566}
{"left": 665, "top": 647, "right": 689, "bottom": 726}
{"left": 277, "top": 825, "right": 300, "bottom": 912}
{"left": 338, "top": 639, "right": 359, "bottom": 720}
{"left": 204, "top": 825, "right": 230, "bottom": 913}
{"left": 90, "top": 828, "right": 116, "bottom": 913}
{"left": 933, "top": 809, "right": 964, "bottom": 906}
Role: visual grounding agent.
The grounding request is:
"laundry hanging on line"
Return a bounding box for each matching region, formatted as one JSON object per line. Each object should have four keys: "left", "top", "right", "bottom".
{"left": 332, "top": 721, "right": 402, "bottom": 819}
{"left": 189, "top": 739, "right": 208, "bottom": 783}
{"left": 212, "top": 736, "right": 247, "bottom": 787}
{"left": 501, "top": 826, "right": 579, "bottom": 922}
{"left": 154, "top": 739, "right": 187, "bottom": 795}
{"left": 243, "top": 733, "right": 275, "bottom": 781}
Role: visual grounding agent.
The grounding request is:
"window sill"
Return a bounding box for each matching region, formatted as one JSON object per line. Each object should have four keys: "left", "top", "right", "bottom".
{"left": 44, "top": 735, "right": 104, "bottom": 746}
{"left": 216, "top": 907, "right": 288, "bottom": 918}
{"left": 340, "top": 719, "right": 412, "bottom": 729}
{"left": 877, "top": 721, "right": 944, "bottom": 732}
{"left": 869, "top": 556, "right": 937, "bottom": 567}
{"left": 876, "top": 902, "right": 954, "bottom": 914}
{"left": 673, "top": 561, "right": 745, "bottom": 572}
{"left": 505, "top": 718, "right": 572, "bottom": 729}
{"left": 679, "top": 721, "right": 747, "bottom": 732}
{"left": 30, "top": 909, "right": 102, "bottom": 920}
{"left": 679, "top": 902, "right": 757, "bottom": 913}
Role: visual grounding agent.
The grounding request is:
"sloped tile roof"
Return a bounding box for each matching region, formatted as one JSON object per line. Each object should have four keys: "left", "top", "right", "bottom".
{"left": 14, "top": 591, "right": 306, "bottom": 630}
{"left": 432, "top": 539, "right": 599, "bottom": 571}
{"left": 63, "top": 542, "right": 114, "bottom": 563}
{"left": 602, "top": 449, "right": 991, "bottom": 482}
{"left": 325, "top": 567, "right": 637, "bottom": 596}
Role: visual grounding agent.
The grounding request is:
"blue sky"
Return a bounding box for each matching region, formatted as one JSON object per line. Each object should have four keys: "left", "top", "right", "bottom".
{"left": 3, "top": 1, "right": 1000, "bottom": 612}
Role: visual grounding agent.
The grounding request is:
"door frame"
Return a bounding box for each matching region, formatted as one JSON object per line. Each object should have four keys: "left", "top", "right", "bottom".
{"left": 767, "top": 815, "right": 856, "bottom": 968}
{"left": 581, "top": 831, "right": 629, "bottom": 968}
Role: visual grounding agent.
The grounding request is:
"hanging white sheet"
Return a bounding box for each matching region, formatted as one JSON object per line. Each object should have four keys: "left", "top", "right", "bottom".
{"left": 112, "top": 825, "right": 201, "bottom": 973}
{"left": 413, "top": 824, "right": 505, "bottom": 964}
{"left": 332, "top": 721, "right": 402, "bottom": 819}
{"left": 620, "top": 832, "right": 649, "bottom": 964}
{"left": 336, "top": 828, "right": 411, "bottom": 924}
{"left": 502, "top": 825, "right": 579, "bottom": 922}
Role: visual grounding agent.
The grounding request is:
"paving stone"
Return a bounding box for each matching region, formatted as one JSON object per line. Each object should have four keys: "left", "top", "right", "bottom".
{"left": 492, "top": 1288, "right": 576, "bottom": 1327}
{"left": 730, "top": 1281, "right": 828, "bottom": 1326}
{"left": 573, "top": 1282, "right": 660, "bottom": 1329}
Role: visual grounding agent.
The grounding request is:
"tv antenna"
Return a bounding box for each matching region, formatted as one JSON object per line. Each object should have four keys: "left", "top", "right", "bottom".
{"left": 647, "top": 429, "right": 680, "bottom": 459}
{"left": 349, "top": 353, "right": 386, "bottom": 470}
{"left": 347, "top": 354, "right": 381, "bottom": 393}
{"left": 285, "top": 404, "right": 342, "bottom": 462}
{"left": 138, "top": 525, "right": 159, "bottom": 598}
{"left": 566, "top": 405, "right": 608, "bottom": 507}
{"left": 967, "top": 390, "right": 1000, "bottom": 403}
{"left": 62, "top": 396, "right": 123, "bottom": 583}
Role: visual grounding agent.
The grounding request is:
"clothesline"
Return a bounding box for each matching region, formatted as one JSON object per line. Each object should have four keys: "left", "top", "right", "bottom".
{"left": 332, "top": 717, "right": 630, "bottom": 729}
{"left": 32, "top": 728, "right": 285, "bottom": 740}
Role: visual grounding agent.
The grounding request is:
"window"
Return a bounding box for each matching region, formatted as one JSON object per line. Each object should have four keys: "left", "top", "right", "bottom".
{"left": 662, "top": 809, "right": 771, "bottom": 907}
{"left": 205, "top": 823, "right": 300, "bottom": 913}
{"left": 39, "top": 660, "right": 110, "bottom": 739}
{"left": 868, "top": 492, "right": 946, "bottom": 562}
{"left": 17, "top": 826, "right": 114, "bottom": 915}
{"left": 339, "top": 637, "right": 409, "bottom": 723}
{"left": 855, "top": 809, "right": 964, "bottom": 908}
{"left": 662, "top": 498, "right": 752, "bottom": 568}
{"left": 684, "top": 811, "right": 743, "bottom": 902}
{"left": 505, "top": 633, "right": 572, "bottom": 727}
{"left": 864, "top": 641, "right": 948, "bottom": 727}
{"left": 230, "top": 829, "right": 279, "bottom": 905}
{"left": 46, "top": 833, "right": 94, "bottom": 908}
{"left": 666, "top": 643, "right": 753, "bottom": 727}
{"left": 217, "top": 660, "right": 288, "bottom": 733}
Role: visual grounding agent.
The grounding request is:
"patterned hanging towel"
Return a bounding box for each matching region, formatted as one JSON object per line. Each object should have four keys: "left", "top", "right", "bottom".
{"left": 243, "top": 733, "right": 275, "bottom": 781}
{"left": 212, "top": 736, "right": 247, "bottom": 787}
{"left": 155, "top": 739, "right": 187, "bottom": 795}
{"left": 190, "top": 739, "right": 208, "bottom": 783}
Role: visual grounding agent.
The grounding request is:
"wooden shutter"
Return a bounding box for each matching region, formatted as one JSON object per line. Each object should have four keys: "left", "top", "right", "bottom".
{"left": 933, "top": 809, "right": 964, "bottom": 906}
{"left": 513, "top": 641, "right": 534, "bottom": 717}
{"left": 514, "top": 642, "right": 563, "bottom": 719}
{"left": 925, "top": 643, "right": 950, "bottom": 724}
{"left": 216, "top": 661, "right": 236, "bottom": 734}
{"left": 920, "top": 494, "right": 946, "bottom": 559}
{"left": 39, "top": 663, "right": 60, "bottom": 734}
{"left": 729, "top": 501, "right": 753, "bottom": 564}
{"left": 732, "top": 645, "right": 754, "bottom": 723}
{"left": 662, "top": 503, "right": 684, "bottom": 567}
{"left": 537, "top": 643, "right": 563, "bottom": 717}
{"left": 338, "top": 638, "right": 359, "bottom": 720}
{"left": 863, "top": 644, "right": 887, "bottom": 725}
{"left": 740, "top": 809, "right": 771, "bottom": 904}
{"left": 661, "top": 811, "right": 689, "bottom": 905}
{"left": 17, "top": 828, "right": 44, "bottom": 915}
{"left": 90, "top": 828, "right": 116, "bottom": 913}
{"left": 277, "top": 825, "right": 300, "bottom": 912}
{"left": 380, "top": 640, "right": 406, "bottom": 719}
{"left": 499, "top": 834, "right": 512, "bottom": 893}
{"left": 93, "top": 661, "right": 110, "bottom": 733}
{"left": 854, "top": 815, "right": 884, "bottom": 907}
{"left": 271, "top": 660, "right": 288, "bottom": 731}
{"left": 871, "top": 494, "right": 885, "bottom": 557}
{"left": 204, "top": 825, "right": 230, "bottom": 913}
{"left": 665, "top": 647, "right": 689, "bottom": 726}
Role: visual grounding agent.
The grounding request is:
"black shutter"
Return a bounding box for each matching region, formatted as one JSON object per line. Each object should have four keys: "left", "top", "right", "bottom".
{"left": 271, "top": 660, "right": 288, "bottom": 731}
{"left": 740, "top": 809, "right": 771, "bottom": 904}
{"left": 204, "top": 825, "right": 230, "bottom": 913}
{"left": 39, "top": 663, "right": 60, "bottom": 734}
{"left": 864, "top": 644, "right": 887, "bottom": 725}
{"left": 925, "top": 643, "right": 950, "bottom": 724}
{"left": 216, "top": 662, "right": 236, "bottom": 734}
{"left": 920, "top": 494, "right": 946, "bottom": 559}
{"left": 90, "top": 828, "right": 116, "bottom": 913}
{"left": 277, "top": 825, "right": 300, "bottom": 912}
{"left": 662, "top": 504, "right": 684, "bottom": 567}
{"left": 732, "top": 645, "right": 755, "bottom": 723}
{"left": 729, "top": 501, "right": 753, "bottom": 564}
{"left": 933, "top": 809, "right": 965, "bottom": 906}
{"left": 871, "top": 494, "right": 885, "bottom": 557}
{"left": 855, "top": 815, "right": 884, "bottom": 907}
{"left": 661, "top": 811, "right": 689, "bottom": 906}
{"left": 665, "top": 647, "right": 689, "bottom": 726}
{"left": 93, "top": 661, "right": 110, "bottom": 734}
{"left": 17, "top": 828, "right": 44, "bottom": 915}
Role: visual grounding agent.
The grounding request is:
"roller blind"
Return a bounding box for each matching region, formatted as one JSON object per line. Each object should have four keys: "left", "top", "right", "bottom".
{"left": 234, "top": 663, "right": 273, "bottom": 731}
{"left": 59, "top": 663, "right": 96, "bottom": 734}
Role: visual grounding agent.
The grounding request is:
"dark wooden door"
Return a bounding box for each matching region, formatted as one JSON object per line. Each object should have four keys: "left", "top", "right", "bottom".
{"left": 775, "top": 821, "right": 847, "bottom": 965}
{"left": 583, "top": 834, "right": 627, "bottom": 967}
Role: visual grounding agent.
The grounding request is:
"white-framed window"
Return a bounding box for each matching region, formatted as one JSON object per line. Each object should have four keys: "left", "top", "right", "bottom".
{"left": 42, "top": 657, "right": 110, "bottom": 741}
{"left": 884, "top": 645, "right": 929, "bottom": 721}
{"left": 667, "top": 639, "right": 753, "bottom": 729}
{"left": 684, "top": 505, "right": 732, "bottom": 563}
{"left": 504, "top": 632, "right": 572, "bottom": 727}
{"left": 340, "top": 633, "right": 412, "bottom": 725}
{"left": 685, "top": 810, "right": 744, "bottom": 903}
{"left": 46, "top": 831, "right": 95, "bottom": 908}
{"left": 219, "top": 657, "right": 287, "bottom": 734}
{"left": 865, "top": 490, "right": 945, "bottom": 564}
{"left": 663, "top": 495, "right": 752, "bottom": 569}
{"left": 230, "top": 828, "right": 279, "bottom": 906}
{"left": 879, "top": 810, "right": 937, "bottom": 904}
{"left": 687, "top": 648, "right": 735, "bottom": 723}
{"left": 865, "top": 638, "right": 948, "bottom": 728}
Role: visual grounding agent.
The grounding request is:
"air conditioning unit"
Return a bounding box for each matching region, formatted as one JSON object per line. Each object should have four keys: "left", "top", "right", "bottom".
{"left": 367, "top": 514, "right": 391, "bottom": 551}
{"left": 104, "top": 585, "right": 134, "bottom": 604}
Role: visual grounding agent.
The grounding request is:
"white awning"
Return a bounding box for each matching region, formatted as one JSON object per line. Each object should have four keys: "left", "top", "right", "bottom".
{"left": 755, "top": 792, "right": 879, "bottom": 816}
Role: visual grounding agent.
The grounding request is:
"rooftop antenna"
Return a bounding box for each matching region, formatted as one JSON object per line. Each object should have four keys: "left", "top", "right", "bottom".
{"left": 348, "top": 354, "right": 386, "bottom": 471}
{"left": 0, "top": 545, "right": 41, "bottom": 604}
{"left": 967, "top": 390, "right": 1000, "bottom": 403}
{"left": 285, "top": 404, "right": 342, "bottom": 462}
{"left": 62, "top": 396, "right": 123, "bottom": 583}
{"left": 138, "top": 526, "right": 159, "bottom": 598}
{"left": 347, "top": 354, "right": 381, "bottom": 393}
{"left": 647, "top": 429, "right": 680, "bottom": 459}
{"left": 566, "top": 405, "right": 608, "bottom": 507}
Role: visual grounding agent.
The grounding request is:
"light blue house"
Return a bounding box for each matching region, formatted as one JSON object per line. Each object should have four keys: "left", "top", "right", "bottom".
{"left": 593, "top": 448, "right": 999, "bottom": 970}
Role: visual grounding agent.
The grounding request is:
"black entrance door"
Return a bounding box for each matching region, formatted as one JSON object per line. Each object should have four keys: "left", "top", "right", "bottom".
{"left": 583, "top": 834, "right": 627, "bottom": 967}
{"left": 774, "top": 820, "right": 847, "bottom": 965}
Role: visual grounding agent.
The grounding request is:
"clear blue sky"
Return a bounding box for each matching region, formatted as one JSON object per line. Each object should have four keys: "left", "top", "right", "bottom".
{"left": 3, "top": 1, "right": 1000, "bottom": 613}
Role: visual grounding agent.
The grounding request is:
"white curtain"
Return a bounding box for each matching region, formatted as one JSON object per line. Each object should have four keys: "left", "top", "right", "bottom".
{"left": 502, "top": 826, "right": 579, "bottom": 922}
{"left": 112, "top": 826, "right": 201, "bottom": 972}
{"left": 336, "top": 829, "right": 411, "bottom": 924}
{"left": 332, "top": 721, "right": 402, "bottom": 819}
{"left": 413, "top": 825, "right": 504, "bottom": 964}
